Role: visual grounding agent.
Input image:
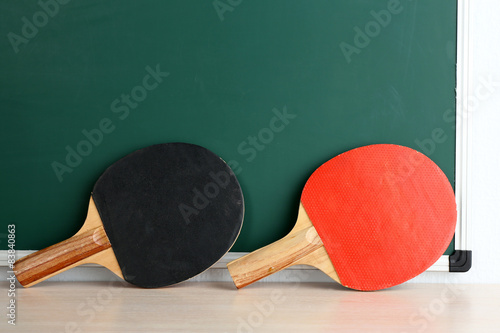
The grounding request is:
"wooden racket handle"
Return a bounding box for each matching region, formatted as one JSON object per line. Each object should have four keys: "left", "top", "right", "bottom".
{"left": 14, "top": 226, "right": 111, "bottom": 287}
{"left": 227, "top": 226, "right": 323, "bottom": 288}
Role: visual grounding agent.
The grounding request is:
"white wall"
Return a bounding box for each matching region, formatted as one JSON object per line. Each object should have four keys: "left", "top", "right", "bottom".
{"left": 462, "top": 0, "right": 500, "bottom": 283}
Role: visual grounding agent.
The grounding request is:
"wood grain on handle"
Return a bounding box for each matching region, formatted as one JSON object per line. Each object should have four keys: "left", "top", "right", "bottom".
{"left": 227, "top": 204, "right": 340, "bottom": 288}
{"left": 14, "top": 226, "right": 111, "bottom": 287}
{"left": 227, "top": 226, "right": 323, "bottom": 288}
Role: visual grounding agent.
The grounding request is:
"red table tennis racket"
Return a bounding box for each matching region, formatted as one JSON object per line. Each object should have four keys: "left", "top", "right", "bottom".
{"left": 15, "top": 143, "right": 244, "bottom": 288}
{"left": 227, "top": 144, "right": 456, "bottom": 291}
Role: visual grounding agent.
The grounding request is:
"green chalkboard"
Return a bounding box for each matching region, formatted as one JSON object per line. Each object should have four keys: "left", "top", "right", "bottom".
{"left": 0, "top": 0, "right": 456, "bottom": 254}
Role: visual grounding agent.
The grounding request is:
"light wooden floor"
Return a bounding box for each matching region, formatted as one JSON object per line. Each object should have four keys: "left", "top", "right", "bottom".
{"left": 1, "top": 281, "right": 499, "bottom": 332}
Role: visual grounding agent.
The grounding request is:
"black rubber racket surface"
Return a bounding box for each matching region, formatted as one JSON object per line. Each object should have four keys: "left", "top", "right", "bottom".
{"left": 91, "top": 143, "right": 244, "bottom": 287}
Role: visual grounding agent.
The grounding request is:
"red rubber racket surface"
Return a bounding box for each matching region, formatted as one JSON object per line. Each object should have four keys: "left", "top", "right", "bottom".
{"left": 301, "top": 144, "right": 457, "bottom": 291}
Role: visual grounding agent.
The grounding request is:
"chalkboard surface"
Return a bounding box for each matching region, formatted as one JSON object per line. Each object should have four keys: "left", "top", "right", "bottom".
{"left": 0, "top": 1, "right": 456, "bottom": 253}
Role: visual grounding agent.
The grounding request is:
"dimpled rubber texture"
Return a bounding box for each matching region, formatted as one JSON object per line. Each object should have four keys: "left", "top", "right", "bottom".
{"left": 92, "top": 143, "right": 244, "bottom": 288}
{"left": 301, "top": 144, "right": 456, "bottom": 291}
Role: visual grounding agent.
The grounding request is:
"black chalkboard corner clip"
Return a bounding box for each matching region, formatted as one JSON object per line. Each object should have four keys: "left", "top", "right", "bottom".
{"left": 449, "top": 250, "right": 472, "bottom": 273}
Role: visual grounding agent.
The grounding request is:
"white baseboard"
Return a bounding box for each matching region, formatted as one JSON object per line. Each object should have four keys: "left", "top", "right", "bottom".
{"left": 1, "top": 251, "right": 451, "bottom": 285}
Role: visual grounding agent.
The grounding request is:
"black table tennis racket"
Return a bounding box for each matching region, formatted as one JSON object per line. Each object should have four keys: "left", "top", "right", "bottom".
{"left": 14, "top": 143, "right": 244, "bottom": 288}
